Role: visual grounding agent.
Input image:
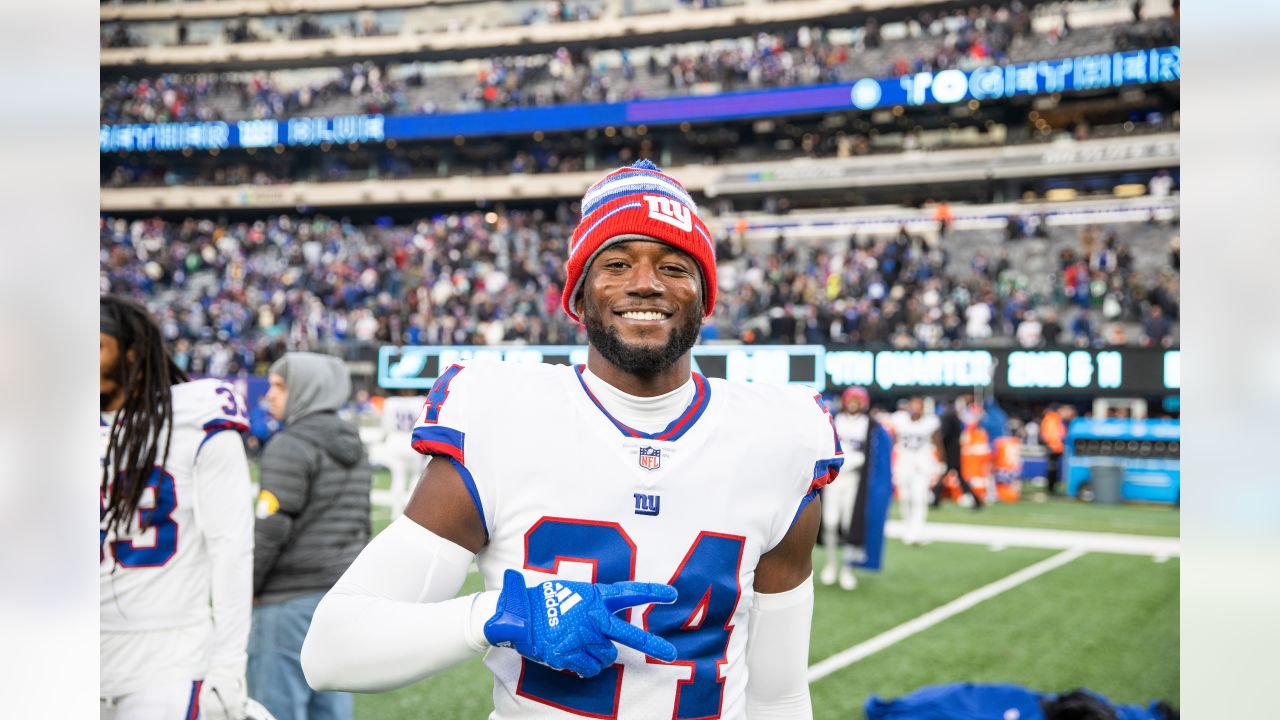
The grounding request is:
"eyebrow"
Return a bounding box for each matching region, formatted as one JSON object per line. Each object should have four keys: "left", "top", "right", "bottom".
{"left": 605, "top": 242, "right": 695, "bottom": 264}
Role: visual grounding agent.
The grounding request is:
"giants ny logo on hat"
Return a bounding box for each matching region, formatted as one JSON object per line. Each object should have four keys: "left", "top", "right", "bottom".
{"left": 643, "top": 195, "right": 693, "bottom": 232}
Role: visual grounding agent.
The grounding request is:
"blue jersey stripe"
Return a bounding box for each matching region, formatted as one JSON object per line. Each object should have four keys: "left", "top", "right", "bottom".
{"left": 573, "top": 365, "right": 710, "bottom": 442}
{"left": 411, "top": 425, "right": 466, "bottom": 463}
{"left": 447, "top": 457, "right": 488, "bottom": 540}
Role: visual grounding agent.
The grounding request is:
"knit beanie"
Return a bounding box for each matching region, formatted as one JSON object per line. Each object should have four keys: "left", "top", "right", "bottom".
{"left": 561, "top": 159, "right": 717, "bottom": 322}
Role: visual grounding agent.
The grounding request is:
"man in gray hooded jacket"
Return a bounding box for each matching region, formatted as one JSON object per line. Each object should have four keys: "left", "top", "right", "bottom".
{"left": 249, "top": 352, "right": 371, "bottom": 720}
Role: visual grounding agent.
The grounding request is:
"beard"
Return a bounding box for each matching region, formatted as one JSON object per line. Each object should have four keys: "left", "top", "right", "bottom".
{"left": 582, "top": 298, "right": 703, "bottom": 378}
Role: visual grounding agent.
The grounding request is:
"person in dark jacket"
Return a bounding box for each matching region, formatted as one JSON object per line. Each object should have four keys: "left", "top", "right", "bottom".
{"left": 249, "top": 352, "right": 371, "bottom": 720}
{"left": 934, "top": 395, "right": 983, "bottom": 509}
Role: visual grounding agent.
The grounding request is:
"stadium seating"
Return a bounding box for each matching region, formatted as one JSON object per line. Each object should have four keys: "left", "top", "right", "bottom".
{"left": 100, "top": 2, "right": 1177, "bottom": 123}
{"left": 100, "top": 194, "right": 1178, "bottom": 376}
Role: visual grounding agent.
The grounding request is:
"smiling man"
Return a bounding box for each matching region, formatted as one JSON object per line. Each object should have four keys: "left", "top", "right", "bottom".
{"left": 301, "top": 160, "right": 844, "bottom": 719}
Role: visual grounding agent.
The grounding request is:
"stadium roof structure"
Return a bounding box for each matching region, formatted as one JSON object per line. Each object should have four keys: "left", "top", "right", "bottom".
{"left": 102, "top": 0, "right": 460, "bottom": 23}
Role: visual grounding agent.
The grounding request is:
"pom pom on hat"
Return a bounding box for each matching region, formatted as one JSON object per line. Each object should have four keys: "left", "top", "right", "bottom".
{"left": 561, "top": 159, "right": 717, "bottom": 322}
{"left": 842, "top": 386, "right": 871, "bottom": 407}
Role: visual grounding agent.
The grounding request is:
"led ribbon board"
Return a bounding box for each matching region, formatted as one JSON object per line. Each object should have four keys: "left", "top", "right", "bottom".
{"left": 379, "top": 345, "right": 1178, "bottom": 396}
{"left": 379, "top": 345, "right": 827, "bottom": 390}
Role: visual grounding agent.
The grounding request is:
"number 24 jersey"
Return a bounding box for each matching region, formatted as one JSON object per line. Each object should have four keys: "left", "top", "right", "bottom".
{"left": 411, "top": 360, "right": 843, "bottom": 720}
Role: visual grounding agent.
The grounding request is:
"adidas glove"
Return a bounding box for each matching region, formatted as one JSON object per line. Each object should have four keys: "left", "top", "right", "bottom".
{"left": 483, "top": 568, "right": 678, "bottom": 678}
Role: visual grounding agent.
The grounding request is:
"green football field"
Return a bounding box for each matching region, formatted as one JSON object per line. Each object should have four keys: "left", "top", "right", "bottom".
{"left": 346, "top": 474, "right": 1179, "bottom": 719}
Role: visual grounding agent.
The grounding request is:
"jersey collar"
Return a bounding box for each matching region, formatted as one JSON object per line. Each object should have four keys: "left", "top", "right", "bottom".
{"left": 573, "top": 364, "right": 711, "bottom": 442}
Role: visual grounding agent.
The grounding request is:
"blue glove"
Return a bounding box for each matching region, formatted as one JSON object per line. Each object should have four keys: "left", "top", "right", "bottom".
{"left": 483, "top": 568, "right": 678, "bottom": 678}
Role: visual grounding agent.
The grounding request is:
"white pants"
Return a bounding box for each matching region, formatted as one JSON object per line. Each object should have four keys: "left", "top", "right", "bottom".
{"left": 895, "top": 457, "right": 936, "bottom": 544}
{"left": 822, "top": 467, "right": 861, "bottom": 564}
{"left": 101, "top": 680, "right": 203, "bottom": 720}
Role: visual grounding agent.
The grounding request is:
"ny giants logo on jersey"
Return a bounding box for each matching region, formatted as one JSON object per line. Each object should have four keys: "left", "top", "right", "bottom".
{"left": 633, "top": 493, "right": 661, "bottom": 516}
{"left": 638, "top": 446, "right": 661, "bottom": 471}
{"left": 643, "top": 195, "right": 693, "bottom": 232}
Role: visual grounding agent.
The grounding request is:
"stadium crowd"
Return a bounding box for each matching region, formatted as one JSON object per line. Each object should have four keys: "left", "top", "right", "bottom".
{"left": 100, "top": 3, "right": 1177, "bottom": 124}
{"left": 100, "top": 209, "right": 1178, "bottom": 377}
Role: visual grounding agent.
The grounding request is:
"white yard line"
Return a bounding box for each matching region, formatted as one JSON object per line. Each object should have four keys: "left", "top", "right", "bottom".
{"left": 885, "top": 520, "right": 1181, "bottom": 557}
{"left": 807, "top": 548, "right": 1086, "bottom": 683}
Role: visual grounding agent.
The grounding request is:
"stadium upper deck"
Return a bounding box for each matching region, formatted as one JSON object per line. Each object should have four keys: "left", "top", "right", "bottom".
{"left": 99, "top": 0, "right": 1179, "bottom": 210}
{"left": 100, "top": 5, "right": 1175, "bottom": 127}
{"left": 100, "top": 0, "right": 918, "bottom": 69}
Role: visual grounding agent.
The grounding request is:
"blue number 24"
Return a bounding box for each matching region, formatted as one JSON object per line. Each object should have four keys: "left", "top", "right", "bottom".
{"left": 517, "top": 518, "right": 745, "bottom": 720}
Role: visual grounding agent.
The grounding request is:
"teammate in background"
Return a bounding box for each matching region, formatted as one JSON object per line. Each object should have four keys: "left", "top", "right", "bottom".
{"left": 890, "top": 397, "right": 945, "bottom": 546}
{"left": 821, "top": 386, "right": 873, "bottom": 590}
{"left": 369, "top": 392, "right": 430, "bottom": 517}
{"left": 302, "top": 160, "right": 843, "bottom": 719}
{"left": 100, "top": 295, "right": 254, "bottom": 720}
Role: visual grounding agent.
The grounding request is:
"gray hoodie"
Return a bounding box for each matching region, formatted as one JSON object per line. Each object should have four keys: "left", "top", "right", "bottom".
{"left": 255, "top": 353, "right": 372, "bottom": 602}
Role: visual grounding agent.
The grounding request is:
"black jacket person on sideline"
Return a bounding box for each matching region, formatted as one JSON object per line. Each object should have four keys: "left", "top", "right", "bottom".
{"left": 248, "top": 352, "right": 371, "bottom": 720}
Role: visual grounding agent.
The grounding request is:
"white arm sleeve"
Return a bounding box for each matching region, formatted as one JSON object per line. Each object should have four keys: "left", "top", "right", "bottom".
{"left": 193, "top": 430, "right": 255, "bottom": 679}
{"left": 745, "top": 575, "right": 815, "bottom": 720}
{"left": 301, "top": 515, "right": 501, "bottom": 692}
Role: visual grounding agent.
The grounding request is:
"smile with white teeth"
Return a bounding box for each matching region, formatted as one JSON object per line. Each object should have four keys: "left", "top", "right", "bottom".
{"left": 620, "top": 311, "right": 669, "bottom": 320}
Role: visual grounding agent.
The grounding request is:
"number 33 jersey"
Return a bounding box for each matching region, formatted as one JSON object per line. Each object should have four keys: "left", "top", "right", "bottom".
{"left": 100, "top": 378, "right": 250, "bottom": 694}
{"left": 411, "top": 360, "right": 843, "bottom": 720}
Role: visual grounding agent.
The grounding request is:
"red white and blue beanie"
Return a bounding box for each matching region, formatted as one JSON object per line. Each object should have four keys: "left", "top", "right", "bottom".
{"left": 562, "top": 159, "right": 717, "bottom": 322}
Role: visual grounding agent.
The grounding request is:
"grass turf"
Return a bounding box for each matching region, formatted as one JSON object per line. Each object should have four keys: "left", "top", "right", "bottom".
{"left": 809, "top": 552, "right": 1180, "bottom": 719}
{"left": 924, "top": 492, "right": 1180, "bottom": 537}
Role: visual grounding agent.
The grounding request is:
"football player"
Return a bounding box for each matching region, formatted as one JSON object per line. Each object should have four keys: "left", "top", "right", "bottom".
{"left": 888, "top": 397, "right": 945, "bottom": 546}
{"left": 820, "top": 386, "right": 872, "bottom": 590}
{"left": 302, "top": 160, "right": 843, "bottom": 718}
{"left": 100, "top": 295, "right": 254, "bottom": 720}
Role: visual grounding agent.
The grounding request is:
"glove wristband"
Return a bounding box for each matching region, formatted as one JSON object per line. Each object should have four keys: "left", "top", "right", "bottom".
{"left": 483, "top": 569, "right": 532, "bottom": 649}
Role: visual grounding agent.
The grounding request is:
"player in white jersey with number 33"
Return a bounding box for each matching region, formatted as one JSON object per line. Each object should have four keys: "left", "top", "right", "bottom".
{"left": 100, "top": 296, "right": 257, "bottom": 720}
{"left": 302, "top": 160, "right": 844, "bottom": 719}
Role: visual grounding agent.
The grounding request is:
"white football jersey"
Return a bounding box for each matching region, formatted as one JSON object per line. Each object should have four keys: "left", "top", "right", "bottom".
{"left": 100, "top": 379, "right": 251, "bottom": 695}
{"left": 834, "top": 412, "right": 870, "bottom": 472}
{"left": 889, "top": 411, "right": 940, "bottom": 458}
{"left": 381, "top": 395, "right": 427, "bottom": 438}
{"left": 411, "top": 359, "right": 842, "bottom": 720}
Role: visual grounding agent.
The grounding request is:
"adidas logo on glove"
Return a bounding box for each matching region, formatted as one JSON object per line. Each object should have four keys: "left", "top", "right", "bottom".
{"left": 542, "top": 581, "right": 583, "bottom": 628}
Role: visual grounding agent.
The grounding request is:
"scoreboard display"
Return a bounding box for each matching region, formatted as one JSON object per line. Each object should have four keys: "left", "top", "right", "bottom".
{"left": 379, "top": 345, "right": 1179, "bottom": 398}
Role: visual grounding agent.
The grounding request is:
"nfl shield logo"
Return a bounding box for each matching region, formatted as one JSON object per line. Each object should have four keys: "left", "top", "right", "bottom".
{"left": 638, "top": 446, "right": 661, "bottom": 471}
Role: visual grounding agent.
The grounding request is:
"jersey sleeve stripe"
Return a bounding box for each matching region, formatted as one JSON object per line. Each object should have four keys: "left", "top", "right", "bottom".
{"left": 410, "top": 425, "right": 466, "bottom": 464}
{"left": 202, "top": 419, "right": 248, "bottom": 433}
{"left": 787, "top": 457, "right": 845, "bottom": 530}
{"left": 788, "top": 487, "right": 822, "bottom": 529}
{"left": 446, "top": 457, "right": 488, "bottom": 540}
{"left": 808, "top": 457, "right": 844, "bottom": 494}
{"left": 197, "top": 419, "right": 249, "bottom": 458}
